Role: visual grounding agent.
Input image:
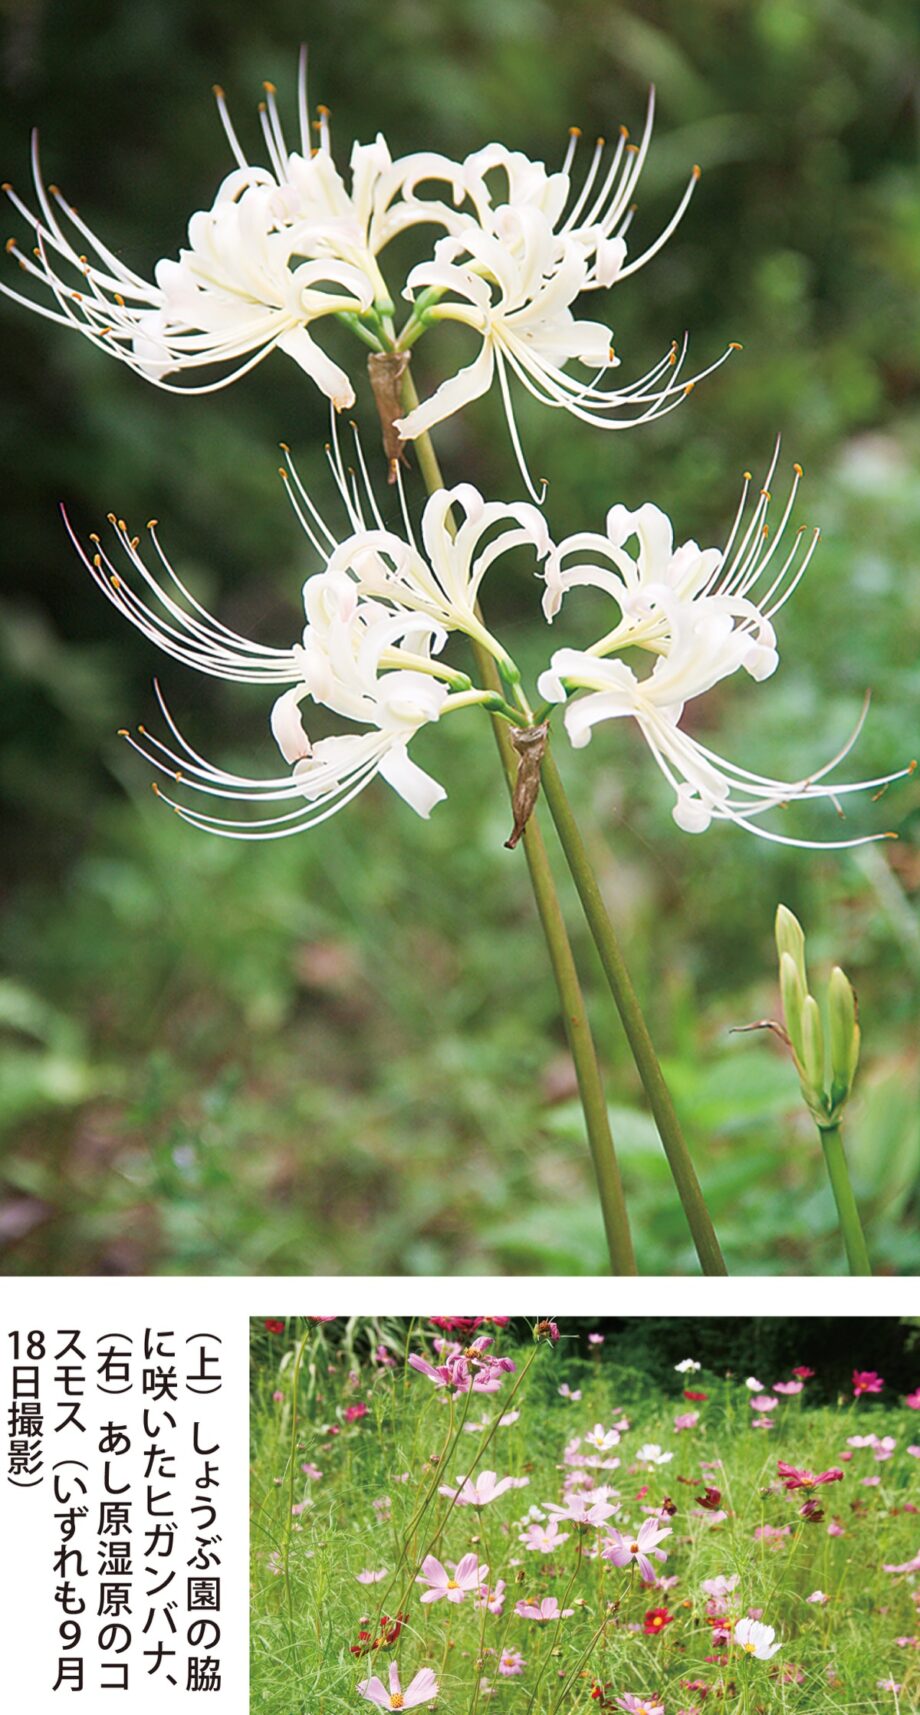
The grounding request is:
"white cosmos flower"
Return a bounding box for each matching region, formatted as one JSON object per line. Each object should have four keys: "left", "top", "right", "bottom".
{"left": 1, "top": 54, "right": 452, "bottom": 407}
{"left": 584, "top": 1423, "right": 621, "bottom": 1451}
{"left": 734, "top": 1618, "right": 781, "bottom": 1661}
{"left": 538, "top": 460, "right": 913, "bottom": 847}
{"left": 634, "top": 1443, "right": 674, "bottom": 1467}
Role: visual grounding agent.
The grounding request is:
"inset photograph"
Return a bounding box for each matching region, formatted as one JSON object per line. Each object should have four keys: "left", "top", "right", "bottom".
{"left": 250, "top": 1315, "right": 920, "bottom": 1714}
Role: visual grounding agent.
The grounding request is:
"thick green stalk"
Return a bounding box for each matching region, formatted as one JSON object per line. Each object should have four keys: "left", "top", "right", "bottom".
{"left": 399, "top": 368, "right": 636, "bottom": 1275}
{"left": 540, "top": 747, "right": 728, "bottom": 1276}
{"left": 818, "top": 1122, "right": 872, "bottom": 1275}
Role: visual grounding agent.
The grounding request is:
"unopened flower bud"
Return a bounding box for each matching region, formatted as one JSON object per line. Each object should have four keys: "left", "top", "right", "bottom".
{"left": 775, "top": 904, "right": 808, "bottom": 992}
{"left": 800, "top": 995, "right": 826, "bottom": 1110}
{"left": 779, "top": 951, "right": 806, "bottom": 1064}
{"left": 828, "top": 965, "right": 860, "bottom": 1106}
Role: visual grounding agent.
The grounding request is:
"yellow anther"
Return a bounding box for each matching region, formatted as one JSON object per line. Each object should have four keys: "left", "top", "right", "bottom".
{"left": 110, "top": 573, "right": 121, "bottom": 588}
{"left": 619, "top": 124, "right": 629, "bottom": 140}
{"left": 793, "top": 462, "right": 803, "bottom": 477}
{"left": 729, "top": 341, "right": 743, "bottom": 351}
{"left": 4, "top": 237, "right": 16, "bottom": 253}
{"left": 212, "top": 84, "right": 225, "bottom": 99}
{"left": 146, "top": 519, "right": 158, "bottom": 530}
{"left": 742, "top": 471, "right": 752, "bottom": 481}
{"left": 569, "top": 125, "right": 582, "bottom": 138}
{"left": 92, "top": 553, "right": 102, "bottom": 568}
{"left": 692, "top": 164, "right": 702, "bottom": 179}
{"left": 263, "top": 80, "right": 277, "bottom": 94}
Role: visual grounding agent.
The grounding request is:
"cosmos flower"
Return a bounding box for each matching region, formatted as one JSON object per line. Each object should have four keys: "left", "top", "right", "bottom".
{"left": 520, "top": 1519, "right": 571, "bottom": 1553}
{"left": 546, "top": 1492, "right": 619, "bottom": 1527}
{"left": 674, "top": 1412, "right": 699, "bottom": 1432}
{"left": 634, "top": 1445, "right": 674, "bottom": 1467}
{"left": 643, "top": 1607, "right": 674, "bottom": 1635}
{"left": 537, "top": 455, "right": 910, "bottom": 845}
{"left": 776, "top": 1461, "right": 844, "bottom": 1492}
{"left": 514, "top": 1596, "right": 574, "bottom": 1621}
{"left": 585, "top": 1423, "right": 621, "bottom": 1451}
{"left": 498, "top": 1649, "right": 525, "bottom": 1677}
{"left": 358, "top": 1662, "right": 439, "bottom": 1710}
{"left": 674, "top": 1359, "right": 701, "bottom": 1373}
{"left": 438, "top": 1470, "right": 530, "bottom": 1508}
{"left": 615, "top": 1696, "right": 665, "bottom": 1715}
{"left": 559, "top": 1384, "right": 583, "bottom": 1401}
{"left": 603, "top": 1518, "right": 672, "bottom": 1582}
{"left": 417, "top": 1553, "right": 486, "bottom": 1604}
{"left": 702, "top": 1576, "right": 739, "bottom": 1599}
{"left": 734, "top": 1618, "right": 781, "bottom": 1660}
{"left": 853, "top": 1371, "right": 885, "bottom": 1397}
{"left": 356, "top": 1569, "right": 388, "bottom": 1584}
{"left": 772, "top": 1381, "right": 804, "bottom": 1396}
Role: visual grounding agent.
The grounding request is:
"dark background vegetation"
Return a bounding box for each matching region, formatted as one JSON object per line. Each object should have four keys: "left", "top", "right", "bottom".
{"left": 1, "top": 0, "right": 918, "bottom": 1275}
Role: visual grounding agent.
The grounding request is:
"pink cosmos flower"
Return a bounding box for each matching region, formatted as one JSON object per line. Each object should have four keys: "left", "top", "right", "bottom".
{"left": 883, "top": 1550, "right": 920, "bottom": 1573}
{"left": 409, "top": 1337, "right": 515, "bottom": 1395}
{"left": 909, "top": 1446, "right": 920, "bottom": 1458}
{"left": 418, "top": 1553, "right": 486, "bottom": 1604}
{"left": 514, "top": 1596, "right": 574, "bottom": 1621}
{"left": 772, "top": 1381, "right": 803, "bottom": 1396}
{"left": 806, "top": 1591, "right": 829, "bottom": 1605}
{"left": 776, "top": 1460, "right": 844, "bottom": 1492}
{"left": 750, "top": 1417, "right": 775, "bottom": 1430}
{"left": 547, "top": 1492, "right": 618, "bottom": 1527}
{"left": 906, "top": 1388, "right": 920, "bottom": 1410}
{"left": 877, "top": 1682, "right": 902, "bottom": 1693}
{"left": 753, "top": 1524, "right": 790, "bottom": 1543}
{"left": 559, "top": 1383, "right": 582, "bottom": 1401}
{"left": 674, "top": 1412, "right": 699, "bottom": 1432}
{"left": 301, "top": 1463, "right": 323, "bottom": 1480}
{"left": 853, "top": 1370, "right": 884, "bottom": 1396}
{"left": 272, "top": 1390, "right": 284, "bottom": 1403}
{"left": 345, "top": 1403, "right": 368, "bottom": 1423}
{"left": 827, "top": 1519, "right": 845, "bottom": 1537}
{"left": 588, "top": 1333, "right": 605, "bottom": 1345}
{"left": 356, "top": 1569, "right": 389, "bottom": 1584}
{"left": 438, "top": 1469, "right": 529, "bottom": 1507}
{"left": 615, "top": 1697, "right": 665, "bottom": 1715}
{"left": 749, "top": 1396, "right": 778, "bottom": 1412}
{"left": 603, "top": 1518, "right": 672, "bottom": 1583}
{"left": 702, "top": 1575, "right": 739, "bottom": 1599}
{"left": 873, "top": 1437, "right": 897, "bottom": 1461}
{"left": 476, "top": 1578, "right": 506, "bottom": 1615}
{"left": 498, "top": 1649, "right": 525, "bottom": 1676}
{"left": 520, "top": 1520, "right": 570, "bottom": 1553}
{"left": 358, "top": 1662, "right": 439, "bottom": 1710}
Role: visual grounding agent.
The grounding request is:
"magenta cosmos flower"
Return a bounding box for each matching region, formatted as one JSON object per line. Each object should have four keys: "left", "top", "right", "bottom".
{"left": 409, "top": 1337, "right": 515, "bottom": 1394}
{"left": 853, "top": 1370, "right": 884, "bottom": 1396}
{"left": 906, "top": 1388, "right": 920, "bottom": 1409}
{"left": 438, "top": 1469, "right": 529, "bottom": 1507}
{"left": 358, "top": 1663, "right": 438, "bottom": 1710}
{"left": 498, "top": 1648, "right": 526, "bottom": 1676}
{"left": 418, "top": 1553, "right": 486, "bottom": 1604}
{"left": 514, "top": 1596, "right": 574, "bottom": 1621}
{"left": 776, "top": 1460, "right": 844, "bottom": 1492}
{"left": 603, "top": 1518, "right": 672, "bottom": 1583}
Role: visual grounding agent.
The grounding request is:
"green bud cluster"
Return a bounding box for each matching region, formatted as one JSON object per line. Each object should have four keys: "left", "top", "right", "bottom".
{"left": 775, "top": 905, "right": 861, "bottom": 1128}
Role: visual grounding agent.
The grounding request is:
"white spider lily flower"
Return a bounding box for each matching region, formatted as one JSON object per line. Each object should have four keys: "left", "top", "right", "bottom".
{"left": 400, "top": 87, "right": 700, "bottom": 294}
{"left": 394, "top": 219, "right": 735, "bottom": 497}
{"left": 0, "top": 55, "right": 452, "bottom": 405}
{"left": 537, "top": 594, "right": 912, "bottom": 847}
{"left": 542, "top": 446, "right": 819, "bottom": 682}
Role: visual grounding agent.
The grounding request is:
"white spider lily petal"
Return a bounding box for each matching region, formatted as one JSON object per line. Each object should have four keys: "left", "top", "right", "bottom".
{"left": 395, "top": 220, "right": 734, "bottom": 497}
{"left": 2, "top": 56, "right": 459, "bottom": 402}
{"left": 538, "top": 592, "right": 911, "bottom": 847}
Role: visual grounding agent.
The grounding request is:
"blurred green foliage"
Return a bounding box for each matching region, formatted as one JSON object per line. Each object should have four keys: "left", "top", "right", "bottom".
{"left": 0, "top": 0, "right": 918, "bottom": 1274}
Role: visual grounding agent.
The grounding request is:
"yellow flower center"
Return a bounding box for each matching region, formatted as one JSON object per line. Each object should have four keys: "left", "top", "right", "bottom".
{"left": 630, "top": 1543, "right": 640, "bottom": 1554}
{"left": 447, "top": 1579, "right": 459, "bottom": 1589}
{"left": 390, "top": 1697, "right": 405, "bottom": 1709}
{"left": 742, "top": 1643, "right": 756, "bottom": 1655}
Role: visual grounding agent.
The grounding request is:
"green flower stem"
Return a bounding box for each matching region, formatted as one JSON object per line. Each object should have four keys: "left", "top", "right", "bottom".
{"left": 818, "top": 1121, "right": 872, "bottom": 1275}
{"left": 400, "top": 367, "right": 636, "bottom": 1276}
{"left": 539, "top": 746, "right": 728, "bottom": 1277}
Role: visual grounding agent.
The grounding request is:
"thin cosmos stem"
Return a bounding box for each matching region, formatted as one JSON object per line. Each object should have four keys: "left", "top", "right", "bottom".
{"left": 400, "top": 365, "right": 636, "bottom": 1277}
{"left": 539, "top": 747, "right": 728, "bottom": 1277}
{"left": 817, "top": 1122, "right": 872, "bottom": 1275}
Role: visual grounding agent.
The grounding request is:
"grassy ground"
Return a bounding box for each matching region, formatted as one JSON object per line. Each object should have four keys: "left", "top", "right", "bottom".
{"left": 250, "top": 1319, "right": 920, "bottom": 1714}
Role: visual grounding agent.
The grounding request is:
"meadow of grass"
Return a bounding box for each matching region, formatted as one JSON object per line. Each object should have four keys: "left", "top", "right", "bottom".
{"left": 250, "top": 1318, "right": 920, "bottom": 1715}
